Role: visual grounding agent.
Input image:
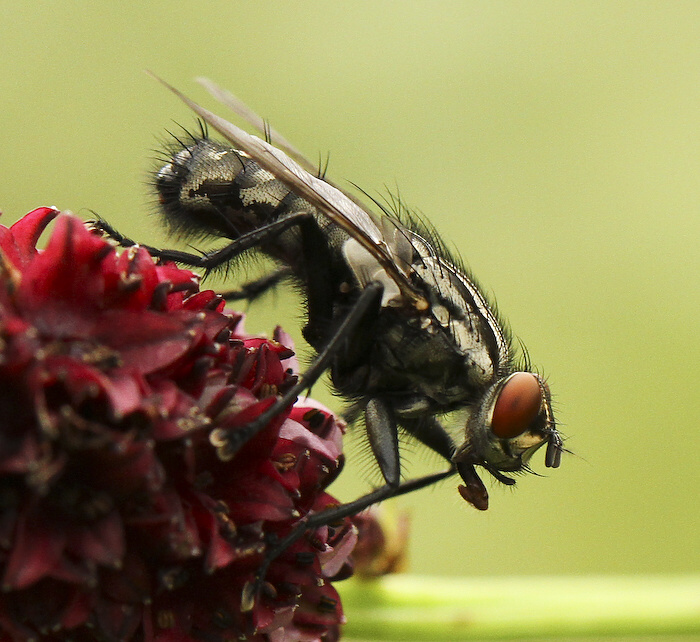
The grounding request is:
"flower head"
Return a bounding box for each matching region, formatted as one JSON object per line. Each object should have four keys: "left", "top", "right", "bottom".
{"left": 0, "top": 209, "right": 356, "bottom": 641}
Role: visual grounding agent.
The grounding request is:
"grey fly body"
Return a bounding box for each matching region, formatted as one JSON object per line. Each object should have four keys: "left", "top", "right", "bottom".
{"left": 94, "top": 76, "right": 562, "bottom": 600}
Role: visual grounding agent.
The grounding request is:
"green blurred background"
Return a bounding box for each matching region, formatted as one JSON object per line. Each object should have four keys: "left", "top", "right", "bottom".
{"left": 1, "top": 0, "right": 698, "bottom": 597}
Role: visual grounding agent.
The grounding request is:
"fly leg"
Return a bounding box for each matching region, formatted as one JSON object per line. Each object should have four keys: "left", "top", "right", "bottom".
{"left": 218, "top": 266, "right": 293, "bottom": 301}
{"left": 401, "top": 415, "right": 490, "bottom": 511}
{"left": 211, "top": 281, "right": 387, "bottom": 459}
{"left": 243, "top": 399, "right": 459, "bottom": 611}
{"left": 89, "top": 211, "right": 312, "bottom": 272}
{"left": 243, "top": 465, "right": 456, "bottom": 612}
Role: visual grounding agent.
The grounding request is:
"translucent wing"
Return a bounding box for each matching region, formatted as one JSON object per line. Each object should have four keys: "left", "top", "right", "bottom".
{"left": 195, "top": 77, "right": 314, "bottom": 172}
{"left": 150, "top": 73, "right": 428, "bottom": 310}
{"left": 195, "top": 77, "right": 379, "bottom": 216}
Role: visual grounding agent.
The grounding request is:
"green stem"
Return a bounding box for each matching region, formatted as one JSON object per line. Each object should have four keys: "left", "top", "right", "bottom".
{"left": 338, "top": 574, "right": 700, "bottom": 640}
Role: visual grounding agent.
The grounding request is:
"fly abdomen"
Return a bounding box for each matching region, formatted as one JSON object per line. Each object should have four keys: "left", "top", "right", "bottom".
{"left": 155, "top": 136, "right": 313, "bottom": 265}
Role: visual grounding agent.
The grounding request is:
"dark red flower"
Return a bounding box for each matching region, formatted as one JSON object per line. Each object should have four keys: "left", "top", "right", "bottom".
{"left": 0, "top": 209, "right": 357, "bottom": 641}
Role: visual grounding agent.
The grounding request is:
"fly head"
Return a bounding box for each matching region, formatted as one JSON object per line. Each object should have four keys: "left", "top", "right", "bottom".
{"left": 453, "top": 371, "right": 562, "bottom": 509}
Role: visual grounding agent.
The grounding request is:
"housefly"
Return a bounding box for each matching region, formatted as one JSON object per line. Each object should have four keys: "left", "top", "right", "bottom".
{"left": 98, "top": 76, "right": 562, "bottom": 520}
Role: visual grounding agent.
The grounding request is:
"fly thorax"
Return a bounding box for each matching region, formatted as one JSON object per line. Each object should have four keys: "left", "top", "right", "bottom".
{"left": 365, "top": 311, "right": 483, "bottom": 407}
{"left": 410, "top": 256, "right": 497, "bottom": 389}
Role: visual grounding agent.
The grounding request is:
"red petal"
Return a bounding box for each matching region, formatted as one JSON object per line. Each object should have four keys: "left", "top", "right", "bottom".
{"left": 182, "top": 289, "right": 225, "bottom": 313}
{"left": 18, "top": 214, "right": 112, "bottom": 314}
{"left": 0, "top": 207, "right": 60, "bottom": 269}
{"left": 227, "top": 473, "right": 296, "bottom": 523}
{"left": 3, "top": 509, "right": 67, "bottom": 590}
{"left": 279, "top": 418, "right": 341, "bottom": 462}
{"left": 93, "top": 310, "right": 201, "bottom": 373}
{"left": 60, "top": 587, "right": 93, "bottom": 629}
{"left": 65, "top": 510, "right": 125, "bottom": 568}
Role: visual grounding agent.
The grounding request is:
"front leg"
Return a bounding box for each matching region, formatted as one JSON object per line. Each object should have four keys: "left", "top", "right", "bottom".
{"left": 401, "top": 414, "right": 489, "bottom": 510}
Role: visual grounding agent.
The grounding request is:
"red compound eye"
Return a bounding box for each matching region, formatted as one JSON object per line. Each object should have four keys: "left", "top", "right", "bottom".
{"left": 491, "top": 372, "right": 543, "bottom": 439}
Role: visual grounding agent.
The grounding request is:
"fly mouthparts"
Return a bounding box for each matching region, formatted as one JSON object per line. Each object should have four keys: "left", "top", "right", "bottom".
{"left": 456, "top": 462, "right": 489, "bottom": 511}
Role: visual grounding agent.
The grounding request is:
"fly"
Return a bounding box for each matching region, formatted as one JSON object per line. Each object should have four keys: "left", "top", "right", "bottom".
{"left": 95, "top": 76, "right": 562, "bottom": 581}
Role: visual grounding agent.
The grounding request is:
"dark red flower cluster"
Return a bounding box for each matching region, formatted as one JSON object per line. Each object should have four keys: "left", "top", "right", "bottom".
{"left": 0, "top": 209, "right": 357, "bottom": 641}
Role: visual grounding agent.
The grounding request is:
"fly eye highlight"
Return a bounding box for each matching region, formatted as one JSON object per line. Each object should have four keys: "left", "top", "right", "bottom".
{"left": 490, "top": 372, "right": 543, "bottom": 439}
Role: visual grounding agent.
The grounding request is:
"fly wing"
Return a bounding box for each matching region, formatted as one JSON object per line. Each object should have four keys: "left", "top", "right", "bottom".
{"left": 195, "top": 77, "right": 314, "bottom": 173}
{"left": 195, "top": 77, "right": 382, "bottom": 218}
{"left": 150, "top": 73, "right": 428, "bottom": 310}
